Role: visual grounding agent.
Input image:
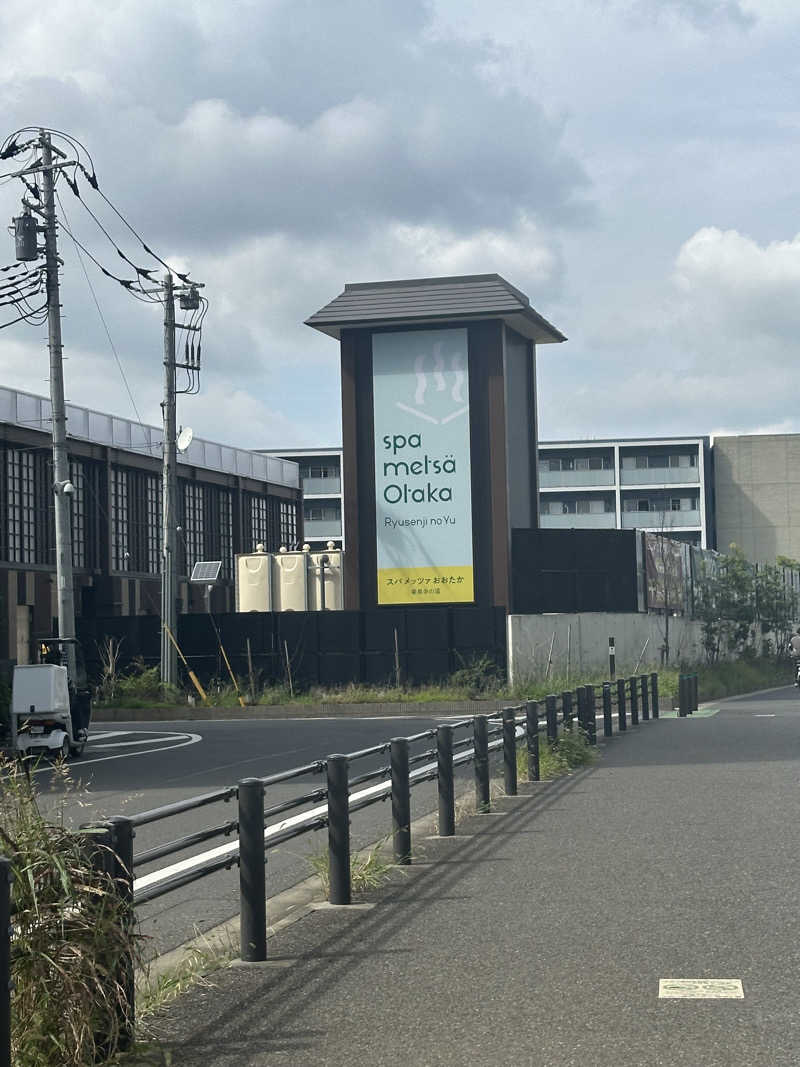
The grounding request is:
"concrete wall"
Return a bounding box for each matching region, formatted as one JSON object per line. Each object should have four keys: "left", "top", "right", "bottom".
{"left": 507, "top": 612, "right": 706, "bottom": 685}
{"left": 714, "top": 434, "right": 800, "bottom": 563}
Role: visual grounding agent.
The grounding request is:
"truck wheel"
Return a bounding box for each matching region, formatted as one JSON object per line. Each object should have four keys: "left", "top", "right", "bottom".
{"left": 59, "top": 736, "right": 70, "bottom": 761}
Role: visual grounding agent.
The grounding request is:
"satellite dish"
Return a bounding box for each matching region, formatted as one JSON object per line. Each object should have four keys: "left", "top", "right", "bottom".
{"left": 176, "top": 426, "right": 193, "bottom": 453}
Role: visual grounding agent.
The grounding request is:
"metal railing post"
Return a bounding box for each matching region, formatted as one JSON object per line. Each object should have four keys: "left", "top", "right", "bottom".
{"left": 562, "top": 690, "right": 573, "bottom": 730}
{"left": 502, "top": 708, "right": 518, "bottom": 796}
{"left": 692, "top": 673, "right": 699, "bottom": 713}
{"left": 0, "top": 857, "right": 11, "bottom": 1067}
{"left": 678, "top": 674, "right": 688, "bottom": 716}
{"left": 641, "top": 675, "right": 650, "bottom": 720}
{"left": 629, "top": 676, "right": 639, "bottom": 725}
{"left": 525, "top": 701, "right": 540, "bottom": 782}
{"left": 575, "top": 686, "right": 585, "bottom": 734}
{"left": 617, "top": 678, "right": 627, "bottom": 731}
{"left": 437, "top": 724, "right": 455, "bottom": 836}
{"left": 238, "top": 778, "right": 267, "bottom": 961}
{"left": 327, "top": 754, "right": 351, "bottom": 905}
{"left": 602, "top": 683, "right": 613, "bottom": 738}
{"left": 473, "top": 715, "right": 490, "bottom": 813}
{"left": 585, "top": 685, "right": 597, "bottom": 745}
{"left": 390, "top": 737, "right": 411, "bottom": 863}
{"left": 106, "top": 816, "right": 135, "bottom": 1052}
{"left": 545, "top": 694, "right": 558, "bottom": 746}
{"left": 651, "top": 673, "right": 659, "bottom": 718}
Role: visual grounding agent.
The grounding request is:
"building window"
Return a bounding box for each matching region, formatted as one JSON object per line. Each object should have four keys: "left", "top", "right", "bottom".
{"left": 249, "top": 496, "right": 271, "bottom": 550}
{"left": 280, "top": 500, "right": 298, "bottom": 546}
{"left": 219, "top": 489, "right": 233, "bottom": 578}
{"left": 648, "top": 455, "right": 668, "bottom": 469}
{"left": 145, "top": 476, "right": 161, "bottom": 575}
{"left": 70, "top": 459, "right": 86, "bottom": 569}
{"left": 576, "top": 500, "right": 590, "bottom": 514}
{"left": 182, "top": 482, "right": 205, "bottom": 576}
{"left": 300, "top": 463, "right": 338, "bottom": 480}
{"left": 671, "top": 498, "right": 681, "bottom": 511}
{"left": 6, "top": 448, "right": 36, "bottom": 563}
{"left": 635, "top": 456, "right": 648, "bottom": 469}
{"left": 111, "top": 467, "right": 129, "bottom": 571}
{"left": 575, "top": 458, "right": 589, "bottom": 471}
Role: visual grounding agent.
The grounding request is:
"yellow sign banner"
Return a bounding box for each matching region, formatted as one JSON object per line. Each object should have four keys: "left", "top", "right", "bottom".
{"left": 377, "top": 566, "right": 474, "bottom": 605}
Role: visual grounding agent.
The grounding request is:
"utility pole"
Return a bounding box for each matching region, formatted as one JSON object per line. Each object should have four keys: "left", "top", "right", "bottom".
{"left": 160, "top": 272, "right": 178, "bottom": 686}
{"left": 40, "top": 130, "right": 77, "bottom": 680}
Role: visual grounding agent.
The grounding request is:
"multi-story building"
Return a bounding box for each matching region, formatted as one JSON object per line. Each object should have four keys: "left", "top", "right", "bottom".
{"left": 538, "top": 436, "right": 713, "bottom": 548}
{"left": 262, "top": 448, "right": 344, "bottom": 549}
{"left": 0, "top": 385, "right": 301, "bottom": 664}
{"left": 713, "top": 433, "right": 800, "bottom": 562}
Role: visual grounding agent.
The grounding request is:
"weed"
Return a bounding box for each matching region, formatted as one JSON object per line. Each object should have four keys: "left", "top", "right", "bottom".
{"left": 516, "top": 726, "right": 596, "bottom": 782}
{"left": 1, "top": 758, "right": 143, "bottom": 1065}
{"left": 308, "top": 836, "right": 396, "bottom": 897}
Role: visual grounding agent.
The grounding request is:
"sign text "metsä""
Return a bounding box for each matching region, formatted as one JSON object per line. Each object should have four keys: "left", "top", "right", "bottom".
{"left": 381, "top": 433, "right": 457, "bottom": 503}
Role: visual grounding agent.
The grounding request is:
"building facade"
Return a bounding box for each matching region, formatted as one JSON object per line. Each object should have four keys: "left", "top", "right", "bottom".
{"left": 713, "top": 433, "right": 800, "bottom": 563}
{"left": 538, "top": 437, "right": 714, "bottom": 548}
{"left": 261, "top": 448, "right": 344, "bottom": 549}
{"left": 0, "top": 386, "right": 301, "bottom": 665}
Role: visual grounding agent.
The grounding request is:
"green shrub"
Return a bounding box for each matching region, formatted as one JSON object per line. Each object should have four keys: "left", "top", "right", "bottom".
{"left": 449, "top": 653, "right": 504, "bottom": 697}
{"left": 103, "top": 657, "right": 181, "bottom": 707}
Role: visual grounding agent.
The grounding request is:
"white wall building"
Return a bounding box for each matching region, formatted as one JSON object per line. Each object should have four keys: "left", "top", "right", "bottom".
{"left": 538, "top": 436, "right": 713, "bottom": 548}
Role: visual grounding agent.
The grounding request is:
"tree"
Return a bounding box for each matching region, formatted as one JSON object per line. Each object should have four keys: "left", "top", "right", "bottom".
{"left": 755, "top": 560, "right": 798, "bottom": 656}
{"left": 694, "top": 543, "right": 756, "bottom": 661}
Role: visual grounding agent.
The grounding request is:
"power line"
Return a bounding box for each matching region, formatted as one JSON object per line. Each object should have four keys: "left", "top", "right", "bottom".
{"left": 56, "top": 190, "right": 159, "bottom": 454}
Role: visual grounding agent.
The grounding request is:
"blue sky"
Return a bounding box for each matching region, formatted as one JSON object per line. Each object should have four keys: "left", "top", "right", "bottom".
{"left": 0, "top": 0, "right": 797, "bottom": 448}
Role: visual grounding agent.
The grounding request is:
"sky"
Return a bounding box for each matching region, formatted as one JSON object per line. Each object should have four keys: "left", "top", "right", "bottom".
{"left": 0, "top": 0, "right": 798, "bottom": 450}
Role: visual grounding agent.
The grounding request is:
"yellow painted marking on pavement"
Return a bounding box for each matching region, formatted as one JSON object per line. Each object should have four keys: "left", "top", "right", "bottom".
{"left": 659, "top": 979, "right": 743, "bottom": 999}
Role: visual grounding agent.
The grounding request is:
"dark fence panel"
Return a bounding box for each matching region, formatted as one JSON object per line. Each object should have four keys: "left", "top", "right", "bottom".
{"left": 511, "top": 528, "right": 639, "bottom": 614}
{"left": 77, "top": 605, "right": 506, "bottom": 689}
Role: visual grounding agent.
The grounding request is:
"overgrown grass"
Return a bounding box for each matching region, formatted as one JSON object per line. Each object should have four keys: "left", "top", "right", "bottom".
{"left": 657, "top": 657, "right": 793, "bottom": 707}
{"left": 0, "top": 758, "right": 143, "bottom": 1065}
{"left": 516, "top": 725, "right": 597, "bottom": 782}
{"left": 308, "top": 836, "right": 397, "bottom": 897}
{"left": 93, "top": 653, "right": 794, "bottom": 710}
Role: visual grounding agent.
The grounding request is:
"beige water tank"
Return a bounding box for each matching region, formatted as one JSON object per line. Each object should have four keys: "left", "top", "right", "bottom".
{"left": 235, "top": 546, "right": 273, "bottom": 611}
{"left": 272, "top": 548, "right": 308, "bottom": 611}
{"left": 307, "top": 545, "right": 343, "bottom": 611}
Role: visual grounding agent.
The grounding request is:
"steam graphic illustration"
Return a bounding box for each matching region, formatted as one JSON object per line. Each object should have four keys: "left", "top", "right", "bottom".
{"left": 413, "top": 347, "right": 465, "bottom": 406}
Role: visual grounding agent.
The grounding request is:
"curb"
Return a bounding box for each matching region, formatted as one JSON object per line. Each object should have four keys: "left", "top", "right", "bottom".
{"left": 93, "top": 698, "right": 509, "bottom": 723}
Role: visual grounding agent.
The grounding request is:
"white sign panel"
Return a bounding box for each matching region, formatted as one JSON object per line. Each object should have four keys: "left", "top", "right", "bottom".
{"left": 372, "top": 328, "right": 474, "bottom": 605}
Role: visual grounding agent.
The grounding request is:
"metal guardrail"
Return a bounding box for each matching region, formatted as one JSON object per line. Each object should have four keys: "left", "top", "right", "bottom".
{"left": 0, "top": 671, "right": 670, "bottom": 1065}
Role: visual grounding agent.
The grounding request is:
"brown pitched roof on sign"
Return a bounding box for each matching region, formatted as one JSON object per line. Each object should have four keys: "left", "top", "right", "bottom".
{"left": 305, "top": 274, "right": 566, "bottom": 344}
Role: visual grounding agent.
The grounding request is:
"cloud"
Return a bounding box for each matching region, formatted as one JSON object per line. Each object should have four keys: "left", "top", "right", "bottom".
{"left": 672, "top": 226, "right": 800, "bottom": 354}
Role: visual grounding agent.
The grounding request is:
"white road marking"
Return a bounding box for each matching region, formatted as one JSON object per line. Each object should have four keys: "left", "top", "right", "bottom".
{"left": 87, "top": 731, "right": 132, "bottom": 742}
{"left": 31, "top": 731, "right": 202, "bottom": 775}
{"left": 755, "top": 714, "right": 775, "bottom": 718}
{"left": 134, "top": 733, "right": 507, "bottom": 896}
{"left": 90, "top": 734, "right": 195, "bottom": 750}
{"left": 659, "top": 979, "right": 743, "bottom": 999}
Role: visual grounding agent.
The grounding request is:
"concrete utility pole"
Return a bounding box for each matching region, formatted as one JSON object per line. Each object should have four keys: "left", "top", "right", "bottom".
{"left": 160, "top": 272, "right": 178, "bottom": 686}
{"left": 40, "top": 130, "right": 77, "bottom": 680}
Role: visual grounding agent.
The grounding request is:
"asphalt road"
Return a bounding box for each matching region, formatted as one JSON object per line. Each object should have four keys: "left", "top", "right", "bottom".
{"left": 30, "top": 714, "right": 489, "bottom": 956}
{"left": 146, "top": 685, "right": 800, "bottom": 1066}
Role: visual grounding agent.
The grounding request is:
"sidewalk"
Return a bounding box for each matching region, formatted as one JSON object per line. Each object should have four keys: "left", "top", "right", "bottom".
{"left": 132, "top": 689, "right": 800, "bottom": 1066}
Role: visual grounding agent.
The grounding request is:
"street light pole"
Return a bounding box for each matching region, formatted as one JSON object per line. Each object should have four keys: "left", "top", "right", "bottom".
{"left": 40, "top": 130, "right": 76, "bottom": 680}
{"left": 160, "top": 272, "right": 178, "bottom": 686}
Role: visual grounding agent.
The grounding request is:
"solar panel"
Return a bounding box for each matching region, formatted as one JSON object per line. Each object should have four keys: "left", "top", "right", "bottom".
{"left": 190, "top": 560, "right": 222, "bottom": 583}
